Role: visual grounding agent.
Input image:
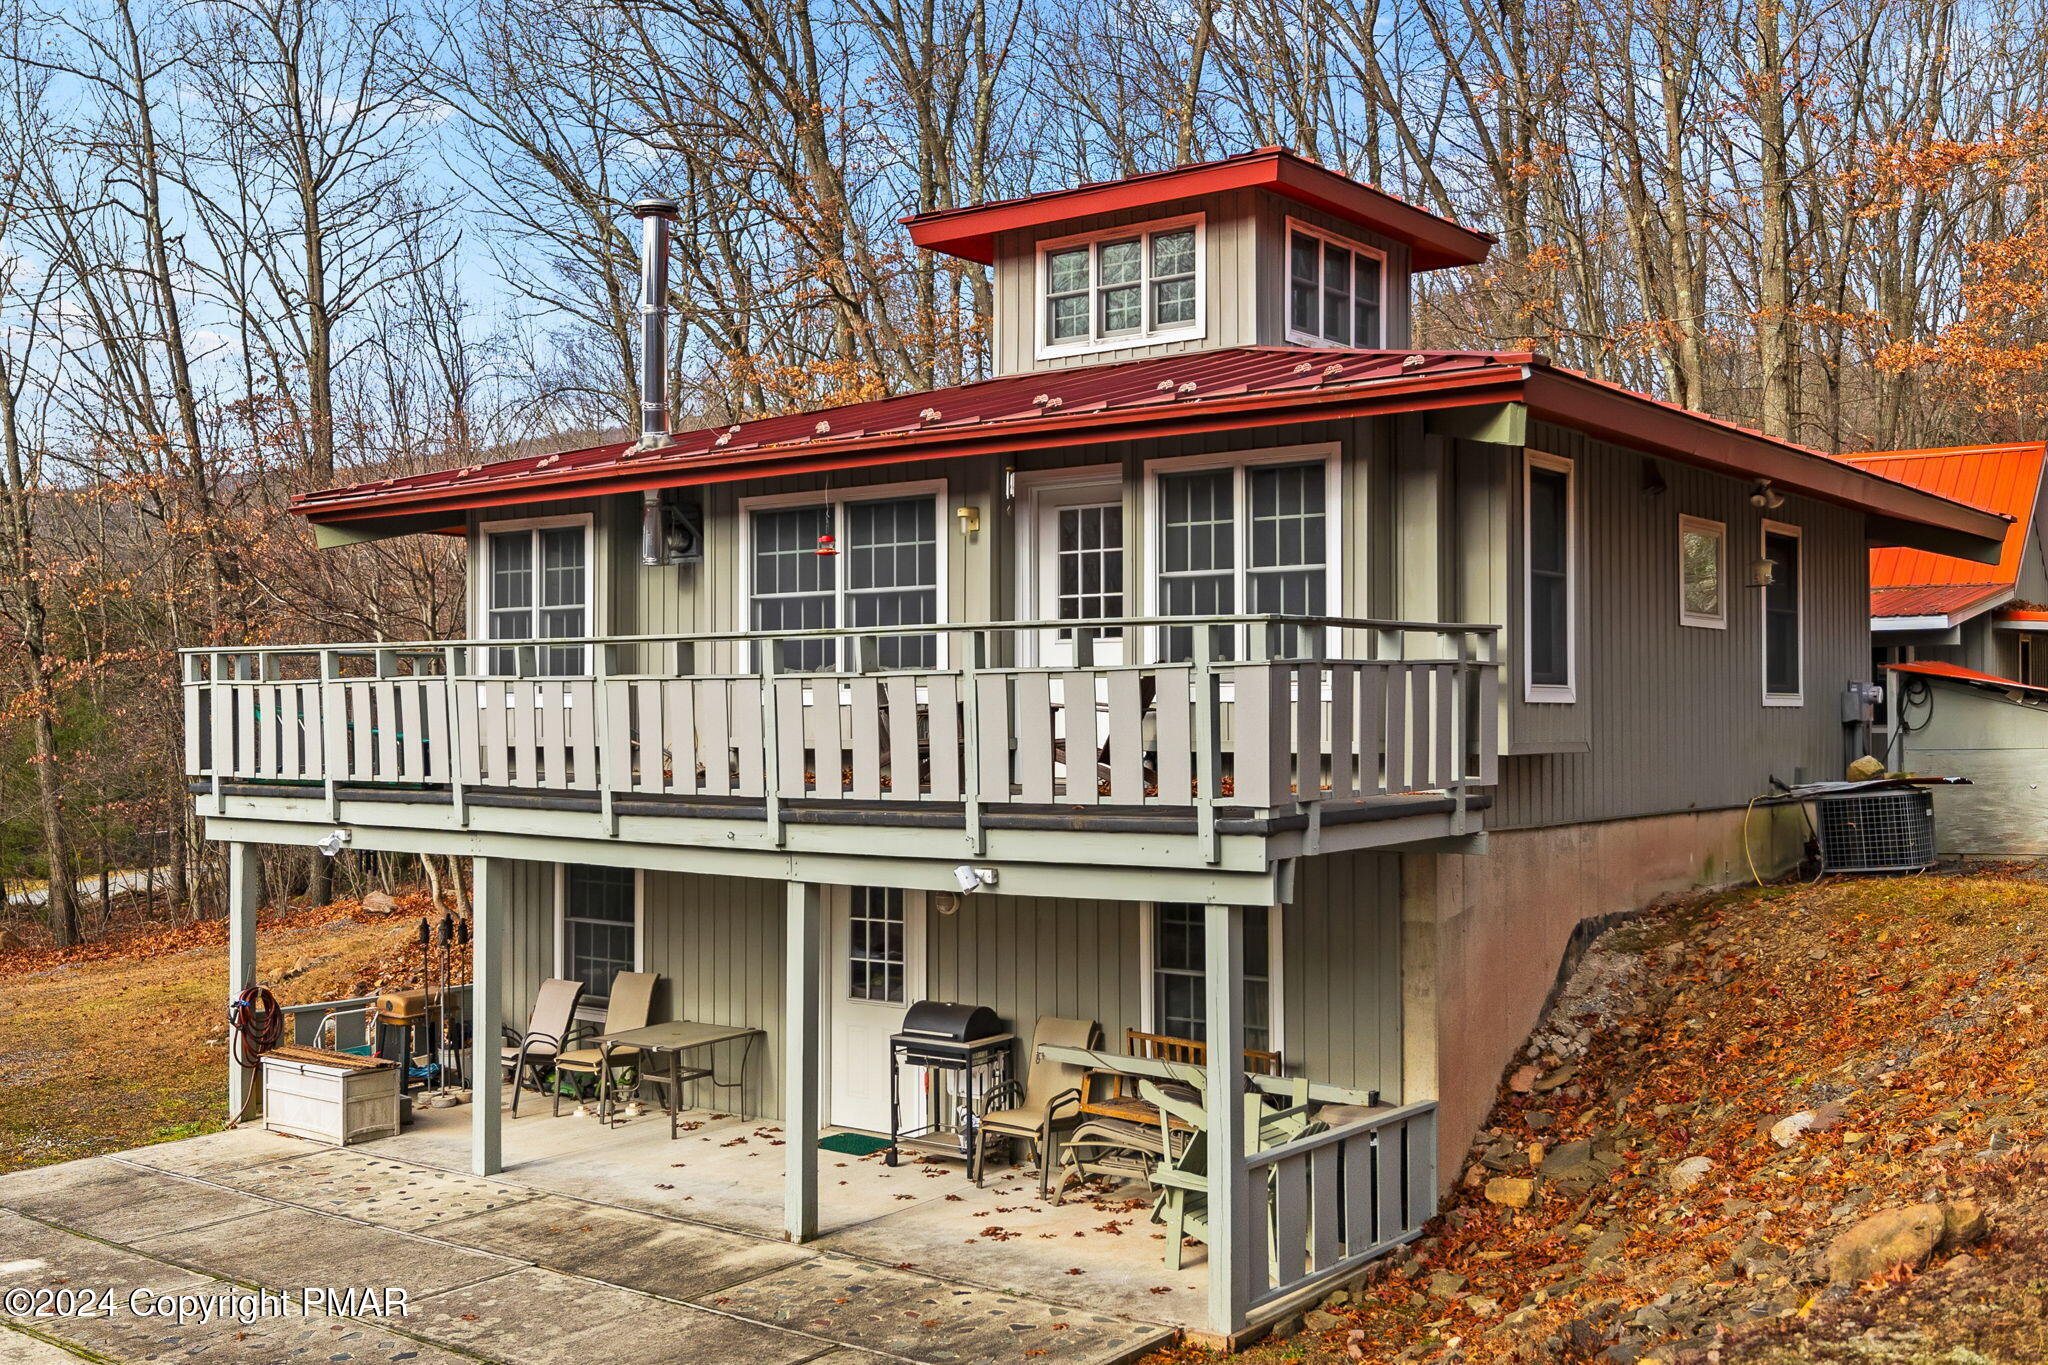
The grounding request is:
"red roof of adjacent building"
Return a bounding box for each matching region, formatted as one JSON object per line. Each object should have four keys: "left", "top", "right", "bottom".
{"left": 288, "top": 347, "right": 2010, "bottom": 555}
{"left": 1841, "top": 443, "right": 2048, "bottom": 621}
{"left": 1887, "top": 660, "right": 2048, "bottom": 697}
{"left": 903, "top": 148, "right": 1496, "bottom": 272}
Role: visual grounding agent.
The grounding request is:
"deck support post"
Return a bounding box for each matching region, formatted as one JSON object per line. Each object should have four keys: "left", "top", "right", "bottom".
{"left": 784, "top": 880, "right": 822, "bottom": 1242}
{"left": 471, "top": 855, "right": 505, "bottom": 1176}
{"left": 1205, "top": 901, "right": 1252, "bottom": 1337}
{"left": 226, "top": 841, "right": 262, "bottom": 1121}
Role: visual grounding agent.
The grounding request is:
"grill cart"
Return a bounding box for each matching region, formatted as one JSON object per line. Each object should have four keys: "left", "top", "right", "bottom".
{"left": 887, "top": 1001, "right": 1012, "bottom": 1166}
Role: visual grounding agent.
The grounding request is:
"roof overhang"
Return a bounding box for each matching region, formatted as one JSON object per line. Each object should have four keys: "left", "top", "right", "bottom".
{"left": 1520, "top": 370, "right": 2009, "bottom": 563}
{"left": 904, "top": 148, "right": 1496, "bottom": 272}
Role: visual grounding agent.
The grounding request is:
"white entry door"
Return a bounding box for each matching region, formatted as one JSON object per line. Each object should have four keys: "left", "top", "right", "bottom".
{"left": 1031, "top": 480, "right": 1127, "bottom": 668}
{"left": 826, "top": 886, "right": 926, "bottom": 1133}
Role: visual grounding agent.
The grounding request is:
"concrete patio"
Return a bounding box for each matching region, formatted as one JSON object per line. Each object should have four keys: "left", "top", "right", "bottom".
{"left": 0, "top": 1111, "right": 1185, "bottom": 1364}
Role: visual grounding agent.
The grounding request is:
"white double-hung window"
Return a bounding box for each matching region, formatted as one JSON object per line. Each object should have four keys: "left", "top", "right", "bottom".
{"left": 481, "top": 516, "right": 590, "bottom": 675}
{"left": 1148, "top": 446, "right": 1339, "bottom": 661}
{"left": 1039, "top": 215, "right": 1203, "bottom": 355}
{"left": 745, "top": 483, "right": 944, "bottom": 672}
{"left": 1286, "top": 219, "right": 1385, "bottom": 348}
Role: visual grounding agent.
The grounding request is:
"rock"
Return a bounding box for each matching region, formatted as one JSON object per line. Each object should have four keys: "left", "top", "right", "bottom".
{"left": 1534, "top": 1063, "right": 1578, "bottom": 1093}
{"left": 1583, "top": 1224, "right": 1626, "bottom": 1263}
{"left": 1940, "top": 1200, "right": 1987, "bottom": 1250}
{"left": 1303, "top": 1309, "right": 1343, "bottom": 1332}
{"left": 362, "top": 890, "right": 398, "bottom": 914}
{"left": 1525, "top": 1110, "right": 1555, "bottom": 1132}
{"left": 1825, "top": 1203, "right": 1946, "bottom": 1285}
{"left": 1266, "top": 1311, "right": 1304, "bottom": 1337}
{"left": 1464, "top": 1295, "right": 1500, "bottom": 1316}
{"left": 1427, "top": 1271, "right": 1468, "bottom": 1299}
{"left": 1322, "top": 1289, "right": 1353, "bottom": 1309}
{"left": 1509, "top": 1064, "right": 1539, "bottom": 1093}
{"left": 1770, "top": 1111, "right": 1818, "bottom": 1147}
{"left": 1668, "top": 1156, "right": 1714, "bottom": 1193}
{"left": 1486, "top": 1176, "right": 1538, "bottom": 1208}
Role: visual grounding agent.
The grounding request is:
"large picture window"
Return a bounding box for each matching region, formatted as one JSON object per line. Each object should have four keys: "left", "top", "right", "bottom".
{"left": 560, "top": 864, "right": 636, "bottom": 1006}
{"left": 1285, "top": 220, "right": 1385, "bottom": 348}
{"left": 1523, "top": 452, "right": 1575, "bottom": 699}
{"left": 748, "top": 488, "right": 941, "bottom": 671}
{"left": 1039, "top": 215, "right": 1203, "bottom": 354}
{"left": 1762, "top": 522, "right": 1802, "bottom": 703}
{"left": 1148, "top": 904, "right": 1275, "bottom": 1054}
{"left": 1153, "top": 450, "right": 1334, "bottom": 661}
{"left": 483, "top": 519, "right": 589, "bottom": 675}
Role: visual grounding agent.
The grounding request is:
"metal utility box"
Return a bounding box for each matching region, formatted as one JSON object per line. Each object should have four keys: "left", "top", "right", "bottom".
{"left": 1814, "top": 788, "right": 1938, "bottom": 874}
{"left": 261, "top": 1047, "right": 401, "bottom": 1146}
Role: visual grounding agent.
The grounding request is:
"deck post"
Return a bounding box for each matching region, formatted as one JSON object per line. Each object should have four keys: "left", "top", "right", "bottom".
{"left": 226, "top": 841, "right": 262, "bottom": 1121}
{"left": 471, "top": 855, "right": 505, "bottom": 1176}
{"left": 1205, "top": 901, "right": 1252, "bottom": 1337}
{"left": 784, "top": 879, "right": 822, "bottom": 1242}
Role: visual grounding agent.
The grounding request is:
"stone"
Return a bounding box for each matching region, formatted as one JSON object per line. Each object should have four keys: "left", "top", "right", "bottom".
{"left": 1525, "top": 1111, "right": 1555, "bottom": 1132}
{"left": 1303, "top": 1309, "right": 1343, "bottom": 1332}
{"left": 1322, "top": 1289, "right": 1353, "bottom": 1309}
{"left": 1464, "top": 1295, "right": 1500, "bottom": 1316}
{"left": 1668, "top": 1156, "right": 1714, "bottom": 1193}
{"left": 1825, "top": 1203, "right": 1946, "bottom": 1285}
{"left": 1769, "top": 1111, "right": 1817, "bottom": 1148}
{"left": 361, "top": 890, "right": 399, "bottom": 914}
{"left": 1509, "top": 1064, "right": 1539, "bottom": 1093}
{"left": 1427, "top": 1271, "right": 1468, "bottom": 1299}
{"left": 1486, "top": 1177, "right": 1537, "bottom": 1209}
{"left": 1583, "top": 1225, "right": 1626, "bottom": 1263}
{"left": 1266, "top": 1311, "right": 1304, "bottom": 1338}
{"left": 1940, "top": 1200, "right": 1987, "bottom": 1250}
{"left": 1534, "top": 1063, "right": 1578, "bottom": 1092}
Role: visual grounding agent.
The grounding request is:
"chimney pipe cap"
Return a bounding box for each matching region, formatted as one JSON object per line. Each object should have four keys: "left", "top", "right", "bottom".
{"left": 630, "top": 197, "right": 681, "bottom": 219}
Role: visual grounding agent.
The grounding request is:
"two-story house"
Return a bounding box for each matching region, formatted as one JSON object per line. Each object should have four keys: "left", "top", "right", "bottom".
{"left": 184, "top": 148, "right": 2004, "bottom": 1336}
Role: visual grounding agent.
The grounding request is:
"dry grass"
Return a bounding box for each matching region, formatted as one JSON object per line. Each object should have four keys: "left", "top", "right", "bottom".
{"left": 0, "top": 896, "right": 454, "bottom": 1174}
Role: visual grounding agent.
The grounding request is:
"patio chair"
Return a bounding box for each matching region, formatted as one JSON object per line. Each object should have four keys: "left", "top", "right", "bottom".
{"left": 1140, "top": 1071, "right": 1323, "bottom": 1271}
{"left": 500, "top": 977, "right": 584, "bottom": 1116}
{"left": 970, "top": 1016, "right": 1101, "bottom": 1196}
{"left": 550, "top": 971, "right": 659, "bottom": 1117}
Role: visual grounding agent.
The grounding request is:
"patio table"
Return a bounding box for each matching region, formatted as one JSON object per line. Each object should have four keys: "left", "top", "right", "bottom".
{"left": 595, "top": 1020, "right": 765, "bottom": 1126}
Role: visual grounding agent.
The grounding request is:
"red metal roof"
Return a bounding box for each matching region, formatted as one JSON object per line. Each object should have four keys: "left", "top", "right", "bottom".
{"left": 1842, "top": 443, "right": 2047, "bottom": 619}
{"left": 903, "top": 148, "right": 1495, "bottom": 272}
{"left": 1887, "top": 660, "right": 2048, "bottom": 697}
{"left": 1870, "top": 584, "right": 2012, "bottom": 620}
{"left": 290, "top": 347, "right": 2010, "bottom": 557}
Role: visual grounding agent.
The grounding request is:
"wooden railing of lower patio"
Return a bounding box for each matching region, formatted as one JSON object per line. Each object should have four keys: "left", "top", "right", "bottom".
{"left": 184, "top": 614, "right": 1498, "bottom": 855}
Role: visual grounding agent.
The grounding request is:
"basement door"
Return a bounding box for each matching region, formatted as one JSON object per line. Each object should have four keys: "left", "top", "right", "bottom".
{"left": 826, "top": 886, "right": 927, "bottom": 1134}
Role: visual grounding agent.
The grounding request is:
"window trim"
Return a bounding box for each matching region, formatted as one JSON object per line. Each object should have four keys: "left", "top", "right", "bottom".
{"left": 473, "top": 512, "right": 596, "bottom": 674}
{"left": 1521, "top": 450, "right": 1577, "bottom": 703}
{"left": 552, "top": 862, "right": 645, "bottom": 1021}
{"left": 1033, "top": 212, "right": 1207, "bottom": 359}
{"left": 1136, "top": 902, "right": 1285, "bottom": 1055}
{"left": 1677, "top": 513, "right": 1728, "bottom": 631}
{"left": 1140, "top": 442, "right": 1344, "bottom": 662}
{"left": 1282, "top": 216, "right": 1389, "bottom": 350}
{"left": 1760, "top": 518, "right": 1804, "bottom": 707}
{"left": 736, "top": 477, "right": 951, "bottom": 670}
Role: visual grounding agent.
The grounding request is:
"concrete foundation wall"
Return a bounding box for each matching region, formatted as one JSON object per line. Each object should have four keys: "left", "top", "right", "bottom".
{"left": 1400, "top": 804, "right": 1809, "bottom": 1187}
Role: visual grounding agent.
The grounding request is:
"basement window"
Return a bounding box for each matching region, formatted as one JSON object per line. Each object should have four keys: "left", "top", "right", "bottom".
{"left": 559, "top": 864, "right": 638, "bottom": 1007}
{"left": 1144, "top": 903, "right": 1279, "bottom": 1055}
{"left": 1038, "top": 215, "right": 1204, "bottom": 356}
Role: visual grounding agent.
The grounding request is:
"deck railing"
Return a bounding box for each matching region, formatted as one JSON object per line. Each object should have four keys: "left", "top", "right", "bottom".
{"left": 183, "top": 615, "right": 1498, "bottom": 852}
{"left": 1245, "top": 1100, "right": 1437, "bottom": 1312}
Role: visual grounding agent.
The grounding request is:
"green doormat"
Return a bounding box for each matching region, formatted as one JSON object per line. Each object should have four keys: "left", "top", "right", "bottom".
{"left": 817, "top": 1133, "right": 894, "bottom": 1157}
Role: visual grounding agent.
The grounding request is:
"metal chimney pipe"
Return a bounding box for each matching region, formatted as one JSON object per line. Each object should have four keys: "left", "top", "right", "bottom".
{"left": 630, "top": 198, "right": 680, "bottom": 450}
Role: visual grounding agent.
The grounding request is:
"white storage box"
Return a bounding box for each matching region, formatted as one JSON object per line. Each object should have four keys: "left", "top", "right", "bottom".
{"left": 261, "top": 1047, "right": 401, "bottom": 1146}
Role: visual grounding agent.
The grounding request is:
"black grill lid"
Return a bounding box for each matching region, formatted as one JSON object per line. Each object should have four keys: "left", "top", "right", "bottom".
{"left": 899, "top": 1000, "right": 1002, "bottom": 1042}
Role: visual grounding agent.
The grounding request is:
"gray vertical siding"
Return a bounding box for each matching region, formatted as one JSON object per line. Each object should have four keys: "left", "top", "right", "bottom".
{"left": 500, "top": 851, "right": 1407, "bottom": 1124}
{"left": 1477, "top": 420, "right": 1870, "bottom": 829}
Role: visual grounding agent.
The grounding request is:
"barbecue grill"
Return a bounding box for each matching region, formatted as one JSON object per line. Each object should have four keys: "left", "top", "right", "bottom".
{"left": 887, "top": 1001, "right": 1012, "bottom": 1165}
